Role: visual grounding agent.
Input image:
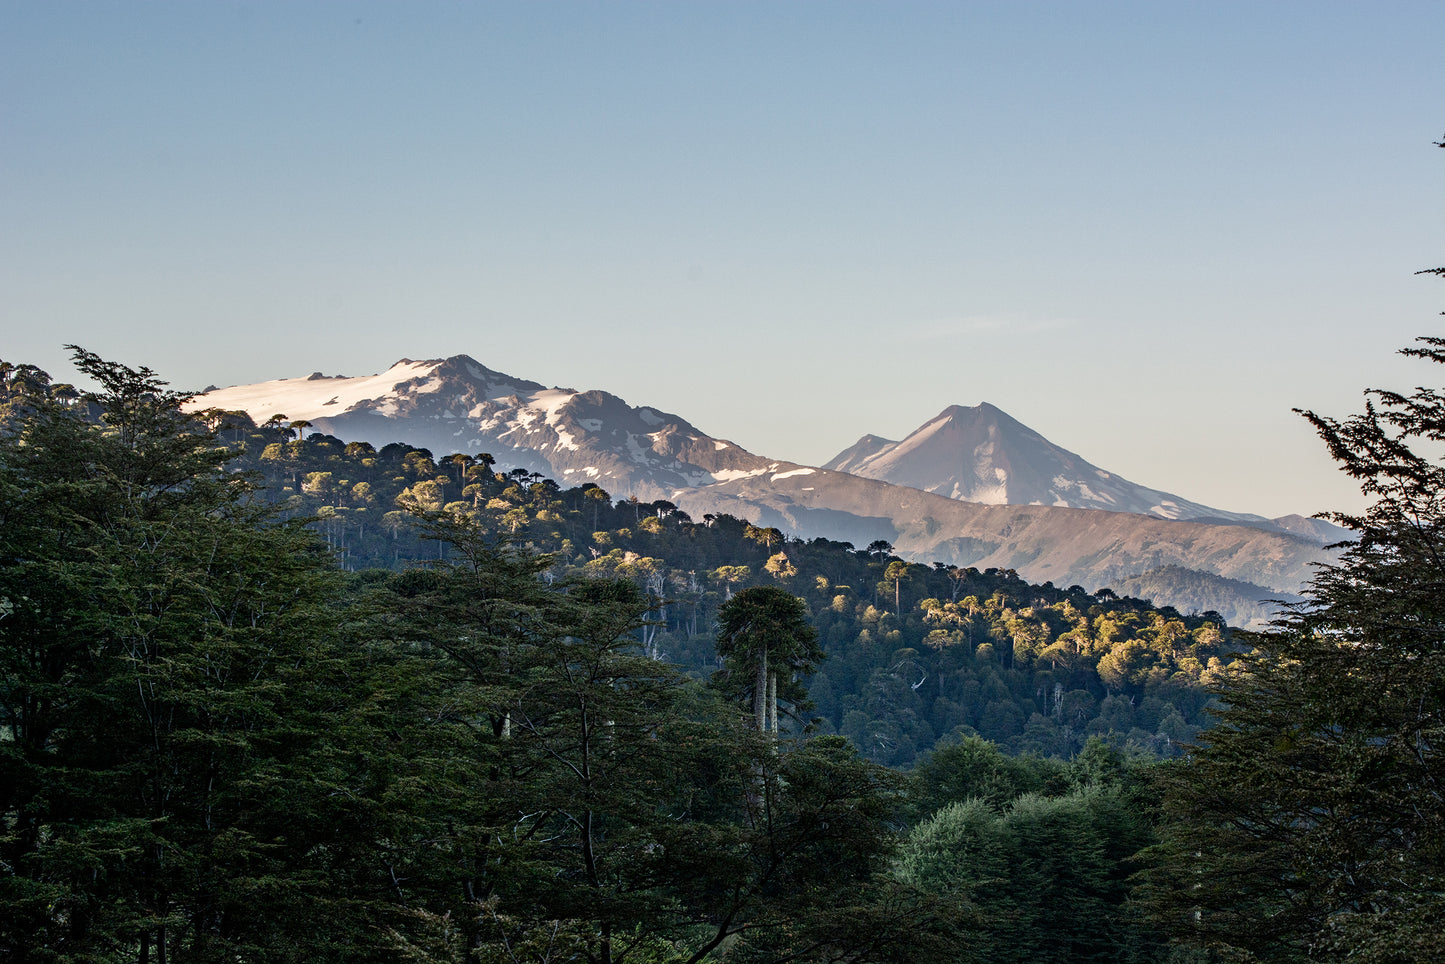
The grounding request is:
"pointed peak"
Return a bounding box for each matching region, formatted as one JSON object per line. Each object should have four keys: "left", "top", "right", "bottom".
{"left": 393, "top": 355, "right": 553, "bottom": 394}
{"left": 437, "top": 353, "right": 484, "bottom": 369}
{"left": 931, "top": 402, "right": 1013, "bottom": 423}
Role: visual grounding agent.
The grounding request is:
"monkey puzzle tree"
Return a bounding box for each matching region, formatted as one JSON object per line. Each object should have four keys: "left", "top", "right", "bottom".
{"left": 715, "top": 586, "right": 823, "bottom": 733}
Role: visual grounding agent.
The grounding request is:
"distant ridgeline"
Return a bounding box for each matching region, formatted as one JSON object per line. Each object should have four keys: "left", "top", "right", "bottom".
{"left": 0, "top": 375, "right": 1239, "bottom": 768}
{"left": 195, "top": 410, "right": 1235, "bottom": 768}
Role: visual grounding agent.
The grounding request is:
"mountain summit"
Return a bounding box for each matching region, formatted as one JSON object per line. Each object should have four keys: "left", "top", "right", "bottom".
{"left": 823, "top": 403, "right": 1268, "bottom": 524}
{"left": 192, "top": 355, "right": 777, "bottom": 495}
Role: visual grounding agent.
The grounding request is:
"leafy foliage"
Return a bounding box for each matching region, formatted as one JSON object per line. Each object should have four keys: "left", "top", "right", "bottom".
{"left": 897, "top": 737, "right": 1163, "bottom": 963}
{"left": 167, "top": 413, "right": 1238, "bottom": 767}
{"left": 0, "top": 349, "right": 375, "bottom": 960}
{"left": 0, "top": 350, "right": 964, "bottom": 963}
{"left": 1142, "top": 335, "right": 1445, "bottom": 961}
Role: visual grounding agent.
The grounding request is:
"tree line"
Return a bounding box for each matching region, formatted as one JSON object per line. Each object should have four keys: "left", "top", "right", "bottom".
{"left": 128, "top": 400, "right": 1242, "bottom": 769}
{"left": 0, "top": 350, "right": 965, "bottom": 962}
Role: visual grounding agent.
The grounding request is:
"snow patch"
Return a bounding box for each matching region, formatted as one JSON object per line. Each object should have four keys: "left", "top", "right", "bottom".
{"left": 1071, "top": 482, "right": 1114, "bottom": 505}
{"left": 192, "top": 358, "right": 435, "bottom": 418}
{"left": 708, "top": 468, "right": 770, "bottom": 483}
{"left": 528, "top": 390, "right": 582, "bottom": 452}
{"left": 638, "top": 408, "right": 665, "bottom": 427}
{"left": 968, "top": 484, "right": 1009, "bottom": 505}
{"left": 714, "top": 440, "right": 730, "bottom": 450}
{"left": 771, "top": 468, "right": 816, "bottom": 481}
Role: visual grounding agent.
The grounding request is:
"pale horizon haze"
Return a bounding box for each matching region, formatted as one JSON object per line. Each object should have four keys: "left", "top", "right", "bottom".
{"left": 5, "top": 2, "right": 1443, "bottom": 519}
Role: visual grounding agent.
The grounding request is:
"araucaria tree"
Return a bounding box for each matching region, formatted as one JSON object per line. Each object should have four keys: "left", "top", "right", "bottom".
{"left": 715, "top": 586, "right": 823, "bottom": 733}
{"left": 1144, "top": 332, "right": 1445, "bottom": 961}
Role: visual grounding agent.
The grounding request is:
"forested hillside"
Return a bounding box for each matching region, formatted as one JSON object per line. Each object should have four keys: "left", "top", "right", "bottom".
{"left": 1, "top": 351, "right": 1173, "bottom": 961}
{"left": 5, "top": 343, "right": 1441, "bottom": 962}
{"left": 1105, "top": 564, "right": 1302, "bottom": 628}
{"left": 181, "top": 405, "right": 1237, "bottom": 768}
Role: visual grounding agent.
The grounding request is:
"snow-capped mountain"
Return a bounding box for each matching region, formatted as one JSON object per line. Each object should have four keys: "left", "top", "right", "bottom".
{"left": 192, "top": 355, "right": 1339, "bottom": 616}
{"left": 192, "top": 355, "right": 781, "bottom": 496}
{"left": 824, "top": 403, "right": 1270, "bottom": 525}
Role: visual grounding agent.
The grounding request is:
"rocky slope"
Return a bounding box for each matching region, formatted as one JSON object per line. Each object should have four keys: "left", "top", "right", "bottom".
{"left": 193, "top": 355, "right": 777, "bottom": 495}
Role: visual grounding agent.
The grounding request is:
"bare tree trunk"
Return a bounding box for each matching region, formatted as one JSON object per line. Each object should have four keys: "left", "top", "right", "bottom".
{"left": 754, "top": 649, "right": 768, "bottom": 731}
{"left": 767, "top": 672, "right": 778, "bottom": 733}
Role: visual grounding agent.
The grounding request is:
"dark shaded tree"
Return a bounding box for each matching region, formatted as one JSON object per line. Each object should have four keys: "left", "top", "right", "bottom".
{"left": 0, "top": 349, "right": 390, "bottom": 962}
{"left": 1143, "top": 332, "right": 1445, "bottom": 961}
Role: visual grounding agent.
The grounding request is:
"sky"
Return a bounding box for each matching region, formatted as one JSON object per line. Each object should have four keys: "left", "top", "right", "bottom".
{"left": 4, "top": 2, "right": 1443, "bottom": 519}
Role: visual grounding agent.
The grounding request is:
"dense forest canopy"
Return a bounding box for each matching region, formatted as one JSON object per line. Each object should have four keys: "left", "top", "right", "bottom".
{"left": 71, "top": 375, "right": 1241, "bottom": 767}
{"left": 3, "top": 318, "right": 1443, "bottom": 962}
{"left": 1, "top": 356, "right": 1241, "bottom": 770}
{"left": 0, "top": 350, "right": 971, "bottom": 962}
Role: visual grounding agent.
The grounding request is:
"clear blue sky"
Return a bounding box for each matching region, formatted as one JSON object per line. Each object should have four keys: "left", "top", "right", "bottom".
{"left": 4, "top": 1, "right": 1442, "bottom": 517}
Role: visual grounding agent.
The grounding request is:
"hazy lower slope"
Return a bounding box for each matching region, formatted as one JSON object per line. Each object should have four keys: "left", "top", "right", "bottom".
{"left": 1104, "top": 565, "right": 1307, "bottom": 628}
{"left": 658, "top": 465, "right": 1331, "bottom": 599}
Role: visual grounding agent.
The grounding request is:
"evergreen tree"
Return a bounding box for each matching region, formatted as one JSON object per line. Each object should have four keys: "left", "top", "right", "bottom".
{"left": 1143, "top": 334, "right": 1445, "bottom": 961}
{"left": 373, "top": 510, "right": 957, "bottom": 964}
{"left": 898, "top": 738, "right": 1162, "bottom": 963}
{"left": 714, "top": 586, "right": 823, "bottom": 733}
{"left": 0, "top": 349, "right": 382, "bottom": 961}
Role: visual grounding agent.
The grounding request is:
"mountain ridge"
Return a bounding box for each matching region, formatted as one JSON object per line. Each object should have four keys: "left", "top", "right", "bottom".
{"left": 196, "top": 354, "right": 780, "bottom": 495}
{"left": 190, "top": 355, "right": 1340, "bottom": 612}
